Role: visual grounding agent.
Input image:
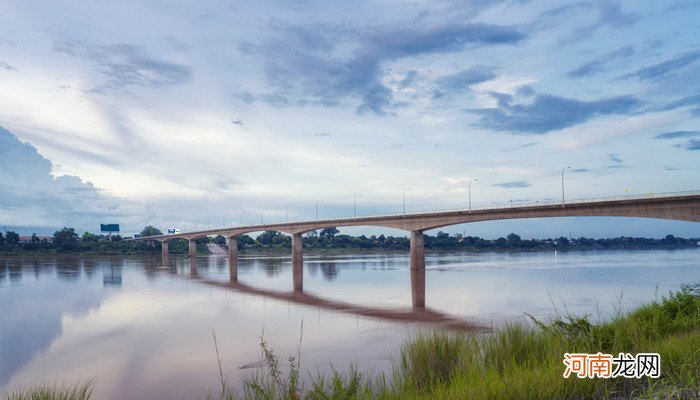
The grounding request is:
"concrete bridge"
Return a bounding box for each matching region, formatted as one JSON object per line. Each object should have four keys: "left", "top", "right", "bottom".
{"left": 138, "top": 191, "right": 700, "bottom": 307}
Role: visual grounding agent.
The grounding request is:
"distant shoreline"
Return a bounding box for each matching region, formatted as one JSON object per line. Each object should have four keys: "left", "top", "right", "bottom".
{"left": 1, "top": 241, "right": 697, "bottom": 257}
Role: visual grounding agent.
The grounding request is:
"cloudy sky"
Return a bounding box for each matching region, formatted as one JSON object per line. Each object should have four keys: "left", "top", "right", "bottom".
{"left": 0, "top": 0, "right": 699, "bottom": 238}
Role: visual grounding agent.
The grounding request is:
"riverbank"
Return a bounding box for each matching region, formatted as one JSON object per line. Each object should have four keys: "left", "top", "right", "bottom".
{"left": 1, "top": 230, "right": 697, "bottom": 256}
{"left": 220, "top": 283, "right": 700, "bottom": 399}
{"left": 4, "top": 284, "right": 698, "bottom": 399}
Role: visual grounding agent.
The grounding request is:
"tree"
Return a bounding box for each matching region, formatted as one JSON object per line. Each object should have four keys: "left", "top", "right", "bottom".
{"left": 5, "top": 231, "right": 19, "bottom": 245}
{"left": 53, "top": 227, "right": 79, "bottom": 251}
{"left": 257, "top": 231, "right": 281, "bottom": 245}
{"left": 140, "top": 226, "right": 163, "bottom": 237}
{"left": 195, "top": 236, "right": 211, "bottom": 245}
{"left": 320, "top": 227, "right": 339, "bottom": 238}
{"left": 81, "top": 232, "right": 99, "bottom": 243}
{"left": 507, "top": 233, "right": 522, "bottom": 246}
{"left": 31, "top": 233, "right": 40, "bottom": 243}
{"left": 272, "top": 235, "right": 291, "bottom": 246}
{"left": 237, "top": 235, "right": 255, "bottom": 249}
{"left": 213, "top": 235, "right": 226, "bottom": 246}
{"left": 0, "top": 232, "right": 4, "bottom": 246}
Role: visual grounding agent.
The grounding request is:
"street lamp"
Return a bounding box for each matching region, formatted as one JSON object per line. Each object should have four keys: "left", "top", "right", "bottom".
{"left": 468, "top": 178, "right": 478, "bottom": 211}
{"left": 315, "top": 200, "right": 323, "bottom": 221}
{"left": 285, "top": 204, "right": 294, "bottom": 223}
{"left": 240, "top": 209, "right": 246, "bottom": 226}
{"left": 402, "top": 187, "right": 412, "bottom": 216}
{"left": 561, "top": 166, "right": 571, "bottom": 205}
{"left": 353, "top": 194, "right": 362, "bottom": 218}
{"left": 260, "top": 208, "right": 267, "bottom": 225}
{"left": 223, "top": 213, "right": 229, "bottom": 228}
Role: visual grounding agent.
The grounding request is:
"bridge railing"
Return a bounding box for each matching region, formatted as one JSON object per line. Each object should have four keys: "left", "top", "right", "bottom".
{"left": 412, "top": 190, "right": 700, "bottom": 217}
{"left": 154, "top": 190, "right": 699, "bottom": 236}
{"left": 272, "top": 190, "right": 700, "bottom": 225}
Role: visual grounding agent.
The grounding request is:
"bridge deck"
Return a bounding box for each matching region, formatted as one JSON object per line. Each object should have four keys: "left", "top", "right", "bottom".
{"left": 137, "top": 191, "right": 700, "bottom": 241}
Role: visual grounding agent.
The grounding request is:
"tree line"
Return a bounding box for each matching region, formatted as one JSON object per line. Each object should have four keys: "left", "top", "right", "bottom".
{"left": 0, "top": 225, "right": 697, "bottom": 254}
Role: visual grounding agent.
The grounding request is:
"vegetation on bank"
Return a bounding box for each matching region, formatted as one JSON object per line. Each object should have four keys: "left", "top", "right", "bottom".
{"left": 3, "top": 285, "right": 698, "bottom": 399}
{"left": 0, "top": 380, "right": 92, "bottom": 400}
{"left": 212, "top": 283, "right": 700, "bottom": 399}
{"left": 1, "top": 225, "right": 697, "bottom": 255}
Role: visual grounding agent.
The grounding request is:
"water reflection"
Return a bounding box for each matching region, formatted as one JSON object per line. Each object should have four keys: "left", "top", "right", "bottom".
{"left": 56, "top": 259, "right": 81, "bottom": 281}
{"left": 8, "top": 261, "right": 22, "bottom": 284}
{"left": 0, "top": 257, "right": 105, "bottom": 386}
{"left": 176, "top": 256, "right": 482, "bottom": 331}
{"left": 199, "top": 274, "right": 481, "bottom": 331}
{"left": 103, "top": 264, "right": 122, "bottom": 286}
{"left": 2, "top": 249, "right": 698, "bottom": 398}
{"left": 319, "top": 262, "right": 338, "bottom": 281}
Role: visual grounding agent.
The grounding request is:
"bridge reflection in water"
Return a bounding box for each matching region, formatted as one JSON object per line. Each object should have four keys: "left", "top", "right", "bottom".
{"left": 150, "top": 193, "right": 699, "bottom": 331}
{"left": 170, "top": 255, "right": 486, "bottom": 332}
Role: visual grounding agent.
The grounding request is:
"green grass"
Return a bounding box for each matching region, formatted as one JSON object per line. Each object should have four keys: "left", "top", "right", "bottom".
{"left": 0, "top": 380, "right": 93, "bottom": 400}
{"left": 5, "top": 285, "right": 697, "bottom": 400}
{"left": 214, "top": 283, "right": 700, "bottom": 399}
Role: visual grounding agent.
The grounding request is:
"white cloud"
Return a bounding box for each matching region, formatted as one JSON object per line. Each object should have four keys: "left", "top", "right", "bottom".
{"left": 0, "top": 1, "right": 698, "bottom": 237}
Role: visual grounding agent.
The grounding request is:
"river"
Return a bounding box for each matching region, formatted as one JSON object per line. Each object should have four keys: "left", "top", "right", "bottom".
{"left": 0, "top": 248, "right": 698, "bottom": 399}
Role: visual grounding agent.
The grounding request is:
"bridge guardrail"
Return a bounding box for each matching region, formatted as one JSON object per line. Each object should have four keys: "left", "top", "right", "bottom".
{"left": 286, "top": 190, "right": 700, "bottom": 225}
{"left": 148, "top": 190, "right": 699, "bottom": 236}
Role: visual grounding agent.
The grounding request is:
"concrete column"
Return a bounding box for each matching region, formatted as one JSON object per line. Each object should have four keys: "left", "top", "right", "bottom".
{"left": 188, "top": 239, "right": 196, "bottom": 258}
{"left": 409, "top": 231, "right": 425, "bottom": 270}
{"left": 292, "top": 233, "right": 303, "bottom": 292}
{"left": 228, "top": 236, "right": 238, "bottom": 282}
{"left": 410, "top": 267, "right": 426, "bottom": 309}
{"left": 161, "top": 240, "right": 169, "bottom": 258}
{"left": 409, "top": 230, "right": 425, "bottom": 308}
{"left": 189, "top": 256, "right": 197, "bottom": 276}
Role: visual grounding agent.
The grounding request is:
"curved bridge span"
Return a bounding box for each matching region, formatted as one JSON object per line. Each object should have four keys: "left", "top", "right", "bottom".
{"left": 137, "top": 192, "right": 700, "bottom": 307}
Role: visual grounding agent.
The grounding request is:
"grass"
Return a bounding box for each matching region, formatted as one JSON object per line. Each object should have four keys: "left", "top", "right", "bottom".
{"left": 0, "top": 380, "right": 93, "bottom": 400}
{"left": 4, "top": 285, "right": 698, "bottom": 399}
{"left": 210, "top": 283, "right": 699, "bottom": 399}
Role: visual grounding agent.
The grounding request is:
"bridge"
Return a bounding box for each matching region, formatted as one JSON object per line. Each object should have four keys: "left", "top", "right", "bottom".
{"left": 137, "top": 191, "right": 700, "bottom": 307}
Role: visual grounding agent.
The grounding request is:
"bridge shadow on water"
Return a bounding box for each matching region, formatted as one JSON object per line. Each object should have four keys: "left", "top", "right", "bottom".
{"left": 167, "top": 255, "right": 488, "bottom": 332}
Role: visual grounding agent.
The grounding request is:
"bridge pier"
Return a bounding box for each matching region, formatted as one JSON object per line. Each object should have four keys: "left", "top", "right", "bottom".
{"left": 410, "top": 231, "right": 425, "bottom": 270}
{"left": 228, "top": 236, "right": 238, "bottom": 282}
{"left": 161, "top": 240, "right": 169, "bottom": 258}
{"left": 410, "top": 231, "right": 425, "bottom": 309}
{"left": 292, "top": 233, "right": 303, "bottom": 292}
{"left": 189, "top": 256, "right": 197, "bottom": 276}
{"left": 188, "top": 239, "right": 196, "bottom": 258}
{"left": 411, "top": 268, "right": 426, "bottom": 309}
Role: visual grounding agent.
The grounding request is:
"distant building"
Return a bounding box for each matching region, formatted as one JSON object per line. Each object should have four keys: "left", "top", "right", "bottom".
{"left": 18, "top": 235, "right": 53, "bottom": 243}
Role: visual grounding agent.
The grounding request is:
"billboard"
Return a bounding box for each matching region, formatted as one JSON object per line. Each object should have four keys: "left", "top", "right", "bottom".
{"left": 167, "top": 228, "right": 180, "bottom": 235}
{"left": 100, "top": 224, "right": 120, "bottom": 232}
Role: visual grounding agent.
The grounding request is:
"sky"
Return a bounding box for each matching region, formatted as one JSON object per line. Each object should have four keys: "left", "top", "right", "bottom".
{"left": 0, "top": 0, "right": 699, "bottom": 239}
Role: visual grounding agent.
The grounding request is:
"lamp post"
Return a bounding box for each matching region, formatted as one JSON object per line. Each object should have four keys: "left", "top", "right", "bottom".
{"left": 240, "top": 209, "right": 245, "bottom": 226}
{"left": 468, "top": 178, "right": 477, "bottom": 211}
{"left": 402, "top": 187, "right": 412, "bottom": 216}
{"left": 561, "top": 166, "right": 571, "bottom": 205}
{"left": 260, "top": 208, "right": 267, "bottom": 225}
{"left": 315, "top": 200, "right": 323, "bottom": 221}
{"left": 353, "top": 194, "right": 362, "bottom": 218}
{"left": 285, "top": 204, "right": 294, "bottom": 223}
